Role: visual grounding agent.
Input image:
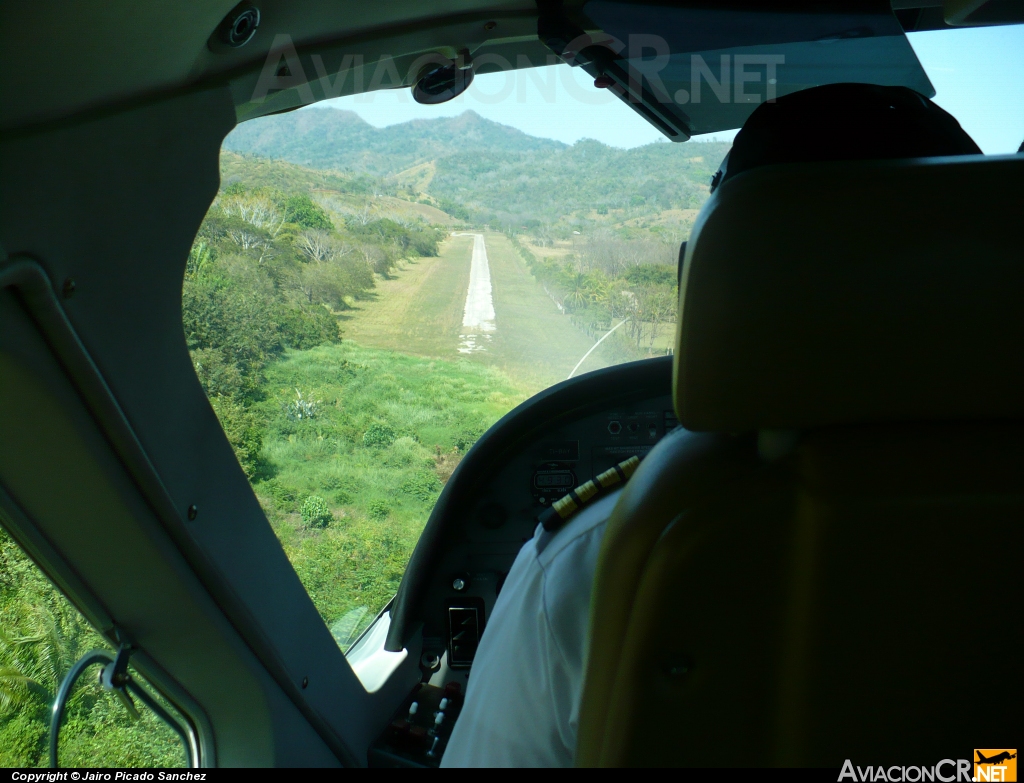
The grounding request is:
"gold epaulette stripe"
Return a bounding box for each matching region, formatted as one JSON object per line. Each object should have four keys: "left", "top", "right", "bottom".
{"left": 538, "top": 455, "right": 642, "bottom": 532}
{"left": 552, "top": 493, "right": 578, "bottom": 517}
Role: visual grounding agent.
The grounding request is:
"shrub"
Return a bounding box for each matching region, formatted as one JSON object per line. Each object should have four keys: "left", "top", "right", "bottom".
{"left": 284, "top": 389, "right": 320, "bottom": 421}
{"left": 623, "top": 264, "right": 676, "bottom": 287}
{"left": 362, "top": 423, "right": 397, "bottom": 448}
{"left": 260, "top": 480, "right": 295, "bottom": 507}
{"left": 190, "top": 348, "right": 243, "bottom": 399}
{"left": 300, "top": 496, "right": 333, "bottom": 528}
{"left": 331, "top": 489, "right": 353, "bottom": 505}
{"left": 367, "top": 500, "right": 390, "bottom": 520}
{"left": 401, "top": 473, "right": 442, "bottom": 502}
{"left": 0, "top": 709, "right": 46, "bottom": 767}
{"left": 451, "top": 428, "right": 482, "bottom": 452}
{"left": 182, "top": 271, "right": 281, "bottom": 391}
{"left": 277, "top": 303, "right": 341, "bottom": 350}
{"left": 437, "top": 197, "right": 471, "bottom": 221}
{"left": 208, "top": 396, "right": 264, "bottom": 478}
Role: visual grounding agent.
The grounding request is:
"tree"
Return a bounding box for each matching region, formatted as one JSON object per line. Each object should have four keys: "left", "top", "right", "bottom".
{"left": 297, "top": 263, "right": 350, "bottom": 309}
{"left": 221, "top": 193, "right": 285, "bottom": 236}
{"left": 564, "top": 273, "right": 588, "bottom": 312}
{"left": 297, "top": 229, "right": 351, "bottom": 264}
{"left": 643, "top": 286, "right": 677, "bottom": 349}
{"left": 185, "top": 241, "right": 212, "bottom": 280}
{"left": 0, "top": 602, "right": 71, "bottom": 715}
{"left": 285, "top": 194, "right": 333, "bottom": 231}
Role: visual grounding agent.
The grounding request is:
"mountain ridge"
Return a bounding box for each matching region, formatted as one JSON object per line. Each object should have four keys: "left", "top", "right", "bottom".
{"left": 223, "top": 107, "right": 732, "bottom": 232}
{"left": 224, "top": 108, "right": 566, "bottom": 176}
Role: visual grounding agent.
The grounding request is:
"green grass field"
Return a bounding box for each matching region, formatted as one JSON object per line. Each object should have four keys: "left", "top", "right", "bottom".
{"left": 251, "top": 341, "right": 530, "bottom": 646}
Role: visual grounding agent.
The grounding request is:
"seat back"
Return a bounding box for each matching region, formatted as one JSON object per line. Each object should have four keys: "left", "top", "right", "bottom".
{"left": 577, "top": 155, "right": 1024, "bottom": 766}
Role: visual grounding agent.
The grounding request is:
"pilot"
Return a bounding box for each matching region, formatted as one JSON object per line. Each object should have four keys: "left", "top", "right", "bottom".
{"left": 441, "top": 83, "right": 981, "bottom": 768}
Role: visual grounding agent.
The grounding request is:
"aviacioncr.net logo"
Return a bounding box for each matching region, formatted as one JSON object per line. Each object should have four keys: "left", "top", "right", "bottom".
{"left": 839, "top": 759, "right": 974, "bottom": 782}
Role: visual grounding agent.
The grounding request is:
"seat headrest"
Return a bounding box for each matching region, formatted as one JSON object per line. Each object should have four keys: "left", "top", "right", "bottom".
{"left": 674, "top": 155, "right": 1024, "bottom": 431}
{"left": 710, "top": 83, "right": 981, "bottom": 193}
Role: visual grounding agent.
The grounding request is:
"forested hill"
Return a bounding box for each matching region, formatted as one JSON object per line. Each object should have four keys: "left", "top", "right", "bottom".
{"left": 224, "top": 108, "right": 564, "bottom": 174}
{"left": 223, "top": 108, "right": 731, "bottom": 231}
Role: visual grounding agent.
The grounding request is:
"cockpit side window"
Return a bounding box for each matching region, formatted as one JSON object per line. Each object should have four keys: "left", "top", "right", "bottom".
{"left": 0, "top": 526, "right": 188, "bottom": 768}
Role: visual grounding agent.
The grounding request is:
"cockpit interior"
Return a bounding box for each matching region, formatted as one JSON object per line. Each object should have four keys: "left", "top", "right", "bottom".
{"left": 1, "top": 0, "right": 1022, "bottom": 769}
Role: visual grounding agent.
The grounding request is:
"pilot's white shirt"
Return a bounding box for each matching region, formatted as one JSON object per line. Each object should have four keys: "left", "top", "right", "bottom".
{"left": 440, "top": 490, "right": 619, "bottom": 768}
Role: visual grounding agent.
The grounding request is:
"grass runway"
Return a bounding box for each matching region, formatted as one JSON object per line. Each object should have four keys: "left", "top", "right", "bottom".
{"left": 341, "top": 232, "right": 622, "bottom": 392}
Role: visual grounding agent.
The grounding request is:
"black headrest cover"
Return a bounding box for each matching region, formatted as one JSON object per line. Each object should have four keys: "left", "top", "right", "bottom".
{"left": 715, "top": 83, "right": 982, "bottom": 191}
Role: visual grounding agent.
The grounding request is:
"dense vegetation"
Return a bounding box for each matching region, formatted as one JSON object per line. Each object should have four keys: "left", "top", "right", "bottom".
{"left": 1, "top": 110, "right": 721, "bottom": 767}
{"left": 253, "top": 344, "right": 527, "bottom": 646}
{"left": 224, "top": 109, "right": 730, "bottom": 236}
{"left": 223, "top": 108, "right": 563, "bottom": 179}
{"left": 0, "top": 529, "right": 185, "bottom": 768}
{"left": 184, "top": 155, "right": 446, "bottom": 475}
{"left": 511, "top": 233, "right": 679, "bottom": 353}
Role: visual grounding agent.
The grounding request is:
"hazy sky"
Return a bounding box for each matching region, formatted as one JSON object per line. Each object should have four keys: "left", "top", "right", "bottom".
{"left": 316, "top": 24, "right": 1024, "bottom": 154}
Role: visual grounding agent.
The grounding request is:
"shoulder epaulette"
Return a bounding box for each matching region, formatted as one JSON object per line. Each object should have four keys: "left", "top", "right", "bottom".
{"left": 536, "top": 455, "right": 641, "bottom": 533}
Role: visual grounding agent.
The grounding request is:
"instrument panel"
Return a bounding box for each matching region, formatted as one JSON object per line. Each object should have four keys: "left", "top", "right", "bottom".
{"left": 449, "top": 391, "right": 679, "bottom": 660}
{"left": 385, "top": 356, "right": 676, "bottom": 676}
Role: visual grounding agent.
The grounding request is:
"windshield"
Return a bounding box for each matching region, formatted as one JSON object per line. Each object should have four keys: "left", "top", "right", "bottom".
{"left": 185, "top": 23, "right": 1023, "bottom": 651}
